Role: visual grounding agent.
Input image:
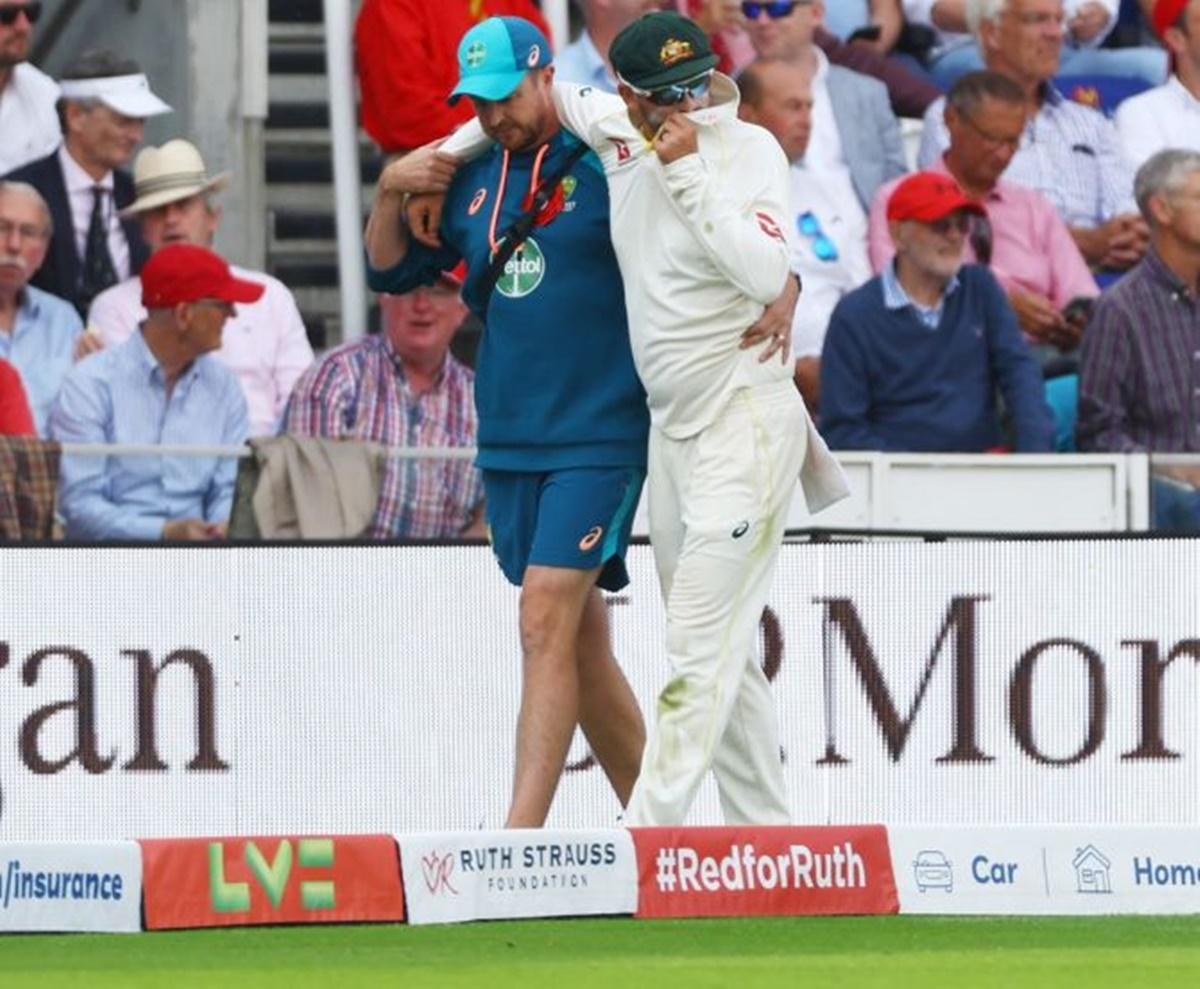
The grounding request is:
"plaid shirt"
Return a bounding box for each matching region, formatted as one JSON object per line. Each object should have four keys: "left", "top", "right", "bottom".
{"left": 0, "top": 436, "right": 61, "bottom": 540}
{"left": 1077, "top": 249, "right": 1200, "bottom": 453}
{"left": 281, "top": 334, "right": 483, "bottom": 538}
{"left": 919, "top": 85, "right": 1136, "bottom": 228}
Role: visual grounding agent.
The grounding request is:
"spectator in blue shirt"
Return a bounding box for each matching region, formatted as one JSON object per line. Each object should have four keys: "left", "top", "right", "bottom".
{"left": 0, "top": 181, "right": 83, "bottom": 434}
{"left": 821, "top": 171, "right": 1056, "bottom": 452}
{"left": 555, "top": 0, "right": 665, "bottom": 92}
{"left": 50, "top": 243, "right": 258, "bottom": 540}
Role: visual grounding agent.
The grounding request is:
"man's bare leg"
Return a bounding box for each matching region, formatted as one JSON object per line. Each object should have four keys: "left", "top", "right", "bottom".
{"left": 506, "top": 563, "right": 601, "bottom": 828}
{"left": 576, "top": 587, "right": 646, "bottom": 807}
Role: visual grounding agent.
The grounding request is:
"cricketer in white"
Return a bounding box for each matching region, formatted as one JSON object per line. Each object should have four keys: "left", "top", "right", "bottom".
{"left": 442, "top": 71, "right": 849, "bottom": 826}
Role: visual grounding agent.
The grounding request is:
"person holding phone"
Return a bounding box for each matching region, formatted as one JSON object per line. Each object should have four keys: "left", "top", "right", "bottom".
{"left": 871, "top": 71, "right": 1097, "bottom": 352}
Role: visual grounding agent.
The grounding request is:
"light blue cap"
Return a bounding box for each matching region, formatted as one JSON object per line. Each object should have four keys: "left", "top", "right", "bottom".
{"left": 448, "top": 16, "right": 553, "bottom": 105}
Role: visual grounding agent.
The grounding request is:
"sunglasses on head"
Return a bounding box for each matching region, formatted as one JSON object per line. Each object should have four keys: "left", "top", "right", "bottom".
{"left": 741, "top": 1, "right": 801, "bottom": 19}
{"left": 797, "top": 211, "right": 838, "bottom": 262}
{"left": 628, "top": 70, "right": 714, "bottom": 107}
{"left": 0, "top": 2, "right": 41, "bottom": 26}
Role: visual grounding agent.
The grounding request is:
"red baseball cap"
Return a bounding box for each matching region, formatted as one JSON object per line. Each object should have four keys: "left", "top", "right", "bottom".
{"left": 1153, "top": 0, "right": 1189, "bottom": 39}
{"left": 887, "top": 172, "right": 986, "bottom": 224}
{"left": 141, "top": 244, "right": 266, "bottom": 308}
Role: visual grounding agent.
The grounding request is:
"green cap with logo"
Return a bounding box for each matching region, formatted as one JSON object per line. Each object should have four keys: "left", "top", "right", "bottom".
{"left": 609, "top": 11, "right": 718, "bottom": 91}
{"left": 448, "top": 16, "right": 553, "bottom": 105}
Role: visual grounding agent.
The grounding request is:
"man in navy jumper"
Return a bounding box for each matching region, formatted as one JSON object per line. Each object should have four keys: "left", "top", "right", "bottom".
{"left": 363, "top": 17, "right": 648, "bottom": 828}
{"left": 821, "top": 171, "right": 1055, "bottom": 453}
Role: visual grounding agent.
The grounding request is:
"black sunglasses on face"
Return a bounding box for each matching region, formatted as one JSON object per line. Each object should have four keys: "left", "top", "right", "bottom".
{"left": 626, "top": 71, "right": 714, "bottom": 107}
{"left": 0, "top": 2, "right": 41, "bottom": 26}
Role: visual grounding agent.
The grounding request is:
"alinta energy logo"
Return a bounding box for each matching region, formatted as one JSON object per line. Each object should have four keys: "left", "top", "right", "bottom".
{"left": 0, "top": 642, "right": 229, "bottom": 825}
{"left": 436, "top": 840, "right": 619, "bottom": 894}
{"left": 653, "top": 842, "right": 867, "bottom": 895}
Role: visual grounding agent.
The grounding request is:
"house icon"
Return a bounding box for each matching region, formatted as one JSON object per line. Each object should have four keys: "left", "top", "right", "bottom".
{"left": 1072, "top": 845, "right": 1113, "bottom": 894}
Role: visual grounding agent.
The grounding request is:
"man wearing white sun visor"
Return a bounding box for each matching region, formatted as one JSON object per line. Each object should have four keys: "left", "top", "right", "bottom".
{"left": 3, "top": 48, "right": 171, "bottom": 316}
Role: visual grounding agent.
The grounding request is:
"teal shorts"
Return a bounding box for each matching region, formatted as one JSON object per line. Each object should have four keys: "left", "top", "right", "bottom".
{"left": 483, "top": 466, "right": 645, "bottom": 591}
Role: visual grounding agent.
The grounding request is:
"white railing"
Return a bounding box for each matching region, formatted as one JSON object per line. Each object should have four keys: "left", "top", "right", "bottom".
{"left": 54, "top": 447, "right": 1159, "bottom": 533}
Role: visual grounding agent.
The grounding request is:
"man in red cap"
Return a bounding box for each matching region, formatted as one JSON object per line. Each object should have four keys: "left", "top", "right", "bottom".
{"left": 1116, "top": 0, "right": 1200, "bottom": 170}
{"left": 49, "top": 243, "right": 259, "bottom": 540}
{"left": 821, "top": 171, "right": 1055, "bottom": 453}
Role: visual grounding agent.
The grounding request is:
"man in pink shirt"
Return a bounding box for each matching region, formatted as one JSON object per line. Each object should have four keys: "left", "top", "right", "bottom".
{"left": 85, "top": 140, "right": 314, "bottom": 436}
{"left": 869, "top": 70, "right": 1097, "bottom": 352}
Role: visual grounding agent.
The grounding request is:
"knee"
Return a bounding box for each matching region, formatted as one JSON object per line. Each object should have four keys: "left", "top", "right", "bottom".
{"left": 518, "top": 572, "right": 583, "bottom": 660}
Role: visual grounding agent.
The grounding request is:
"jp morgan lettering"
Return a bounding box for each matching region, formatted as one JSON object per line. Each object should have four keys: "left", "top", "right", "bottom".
{"left": 0, "top": 643, "right": 229, "bottom": 821}
{"left": 815, "top": 596, "right": 1200, "bottom": 767}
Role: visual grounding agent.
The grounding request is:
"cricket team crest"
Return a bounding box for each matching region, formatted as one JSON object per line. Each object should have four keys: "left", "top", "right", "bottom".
{"left": 493, "top": 237, "right": 546, "bottom": 299}
{"left": 660, "top": 38, "right": 694, "bottom": 66}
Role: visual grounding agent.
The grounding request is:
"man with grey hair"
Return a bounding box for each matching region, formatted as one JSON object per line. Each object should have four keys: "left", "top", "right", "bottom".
{"left": 0, "top": 179, "right": 82, "bottom": 434}
{"left": 3, "top": 48, "right": 171, "bottom": 315}
{"left": 917, "top": 0, "right": 1148, "bottom": 273}
{"left": 904, "top": 0, "right": 1165, "bottom": 88}
{"left": 1078, "top": 149, "right": 1200, "bottom": 527}
{"left": 0, "top": 1, "right": 60, "bottom": 174}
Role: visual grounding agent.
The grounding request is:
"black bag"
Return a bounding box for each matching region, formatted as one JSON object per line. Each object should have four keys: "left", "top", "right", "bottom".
{"left": 480, "top": 140, "right": 590, "bottom": 295}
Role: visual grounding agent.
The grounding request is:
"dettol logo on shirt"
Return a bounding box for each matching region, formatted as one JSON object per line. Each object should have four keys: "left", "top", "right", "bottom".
{"left": 495, "top": 237, "right": 546, "bottom": 299}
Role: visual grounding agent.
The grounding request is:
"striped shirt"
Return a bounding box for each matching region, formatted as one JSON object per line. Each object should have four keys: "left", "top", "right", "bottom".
{"left": 918, "top": 85, "right": 1136, "bottom": 228}
{"left": 1077, "top": 249, "right": 1200, "bottom": 453}
{"left": 281, "top": 333, "right": 483, "bottom": 538}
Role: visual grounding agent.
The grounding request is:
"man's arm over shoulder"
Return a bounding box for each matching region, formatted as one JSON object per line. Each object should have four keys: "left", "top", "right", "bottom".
{"left": 550, "top": 82, "right": 631, "bottom": 152}
{"left": 1076, "top": 290, "right": 1140, "bottom": 452}
{"left": 976, "top": 267, "right": 1056, "bottom": 452}
{"left": 661, "top": 124, "right": 792, "bottom": 305}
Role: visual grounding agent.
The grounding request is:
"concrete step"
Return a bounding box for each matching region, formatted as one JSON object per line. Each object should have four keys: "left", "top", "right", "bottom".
{"left": 268, "top": 47, "right": 327, "bottom": 75}
{"left": 268, "top": 22, "right": 325, "bottom": 45}
{"left": 266, "top": 151, "right": 381, "bottom": 185}
{"left": 270, "top": 0, "right": 325, "bottom": 22}
{"left": 269, "top": 73, "right": 329, "bottom": 104}
{"left": 266, "top": 182, "right": 374, "bottom": 211}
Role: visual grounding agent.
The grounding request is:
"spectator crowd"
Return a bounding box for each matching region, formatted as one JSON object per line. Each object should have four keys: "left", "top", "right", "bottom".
{"left": 1, "top": 0, "right": 1199, "bottom": 536}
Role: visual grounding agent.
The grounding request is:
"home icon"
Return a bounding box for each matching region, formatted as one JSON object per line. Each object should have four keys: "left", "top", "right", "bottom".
{"left": 1072, "top": 845, "right": 1113, "bottom": 894}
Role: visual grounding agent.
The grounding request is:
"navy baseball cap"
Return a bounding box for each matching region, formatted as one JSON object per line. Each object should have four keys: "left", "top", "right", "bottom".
{"left": 448, "top": 17, "right": 553, "bottom": 105}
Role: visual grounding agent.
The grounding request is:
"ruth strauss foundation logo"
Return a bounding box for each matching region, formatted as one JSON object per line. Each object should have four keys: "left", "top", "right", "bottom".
{"left": 422, "top": 852, "right": 459, "bottom": 896}
{"left": 0, "top": 643, "right": 228, "bottom": 824}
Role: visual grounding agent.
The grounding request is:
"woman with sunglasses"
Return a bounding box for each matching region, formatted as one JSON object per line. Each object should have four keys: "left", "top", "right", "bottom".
{"left": 0, "top": 1, "right": 58, "bottom": 174}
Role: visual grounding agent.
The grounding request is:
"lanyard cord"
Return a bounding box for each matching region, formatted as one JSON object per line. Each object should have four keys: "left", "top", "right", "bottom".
{"left": 487, "top": 144, "right": 550, "bottom": 255}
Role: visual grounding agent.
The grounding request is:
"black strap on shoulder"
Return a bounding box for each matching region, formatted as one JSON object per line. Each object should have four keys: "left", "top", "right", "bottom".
{"left": 481, "top": 140, "right": 590, "bottom": 295}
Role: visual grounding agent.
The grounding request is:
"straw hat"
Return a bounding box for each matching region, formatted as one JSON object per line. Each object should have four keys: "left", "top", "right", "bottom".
{"left": 121, "top": 139, "right": 230, "bottom": 216}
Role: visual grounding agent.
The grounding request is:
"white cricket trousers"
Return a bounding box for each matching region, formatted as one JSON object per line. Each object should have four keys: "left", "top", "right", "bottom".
{"left": 624, "top": 380, "right": 806, "bottom": 826}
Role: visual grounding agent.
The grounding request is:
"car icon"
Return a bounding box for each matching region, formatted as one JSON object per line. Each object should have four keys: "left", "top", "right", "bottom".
{"left": 913, "top": 850, "right": 953, "bottom": 892}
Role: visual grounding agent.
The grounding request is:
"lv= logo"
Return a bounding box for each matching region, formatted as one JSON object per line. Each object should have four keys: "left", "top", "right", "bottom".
{"left": 209, "top": 839, "right": 335, "bottom": 913}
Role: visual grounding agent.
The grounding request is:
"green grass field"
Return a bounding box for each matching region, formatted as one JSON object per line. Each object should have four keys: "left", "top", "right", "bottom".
{"left": 3, "top": 915, "right": 1200, "bottom": 988}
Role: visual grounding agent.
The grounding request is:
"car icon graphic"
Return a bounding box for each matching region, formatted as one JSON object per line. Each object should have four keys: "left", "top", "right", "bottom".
{"left": 913, "top": 850, "right": 953, "bottom": 892}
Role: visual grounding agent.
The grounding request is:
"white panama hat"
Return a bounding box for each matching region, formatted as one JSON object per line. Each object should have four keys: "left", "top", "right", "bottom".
{"left": 120, "top": 139, "right": 231, "bottom": 216}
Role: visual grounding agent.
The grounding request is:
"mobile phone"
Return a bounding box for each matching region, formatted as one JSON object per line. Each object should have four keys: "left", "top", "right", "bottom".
{"left": 847, "top": 24, "right": 883, "bottom": 43}
{"left": 1062, "top": 296, "right": 1095, "bottom": 323}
